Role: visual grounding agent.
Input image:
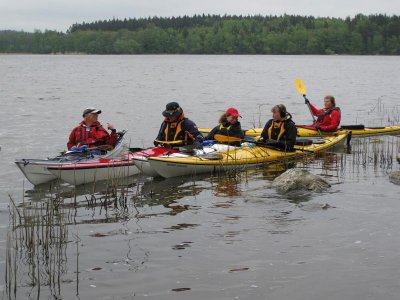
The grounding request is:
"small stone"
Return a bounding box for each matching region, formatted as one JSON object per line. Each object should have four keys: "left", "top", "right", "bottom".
{"left": 389, "top": 171, "right": 400, "bottom": 185}
{"left": 321, "top": 203, "right": 334, "bottom": 210}
{"left": 272, "top": 168, "right": 331, "bottom": 193}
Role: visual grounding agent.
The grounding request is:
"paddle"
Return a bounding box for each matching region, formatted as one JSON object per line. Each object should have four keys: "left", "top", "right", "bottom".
{"left": 213, "top": 134, "right": 245, "bottom": 144}
{"left": 213, "top": 134, "right": 291, "bottom": 151}
{"left": 294, "top": 79, "right": 323, "bottom": 138}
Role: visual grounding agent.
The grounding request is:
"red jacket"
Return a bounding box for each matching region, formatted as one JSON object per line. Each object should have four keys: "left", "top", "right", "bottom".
{"left": 67, "top": 121, "right": 117, "bottom": 149}
{"left": 299, "top": 104, "right": 341, "bottom": 132}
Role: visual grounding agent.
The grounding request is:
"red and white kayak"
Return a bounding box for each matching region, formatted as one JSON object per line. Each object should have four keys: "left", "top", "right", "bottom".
{"left": 132, "top": 147, "right": 180, "bottom": 177}
{"left": 47, "top": 153, "right": 139, "bottom": 185}
{"left": 15, "top": 130, "right": 129, "bottom": 185}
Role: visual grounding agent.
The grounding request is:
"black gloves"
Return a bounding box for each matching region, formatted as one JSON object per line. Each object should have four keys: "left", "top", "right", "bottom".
{"left": 304, "top": 97, "right": 310, "bottom": 104}
{"left": 316, "top": 125, "right": 321, "bottom": 131}
{"left": 194, "top": 141, "right": 203, "bottom": 150}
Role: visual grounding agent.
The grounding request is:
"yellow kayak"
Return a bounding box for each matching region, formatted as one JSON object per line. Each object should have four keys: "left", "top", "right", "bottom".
{"left": 200, "top": 124, "right": 400, "bottom": 138}
{"left": 148, "top": 133, "right": 348, "bottom": 178}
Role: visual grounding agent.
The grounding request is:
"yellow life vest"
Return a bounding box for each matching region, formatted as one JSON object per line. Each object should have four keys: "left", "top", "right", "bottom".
{"left": 219, "top": 123, "right": 232, "bottom": 131}
{"left": 155, "top": 115, "right": 194, "bottom": 146}
{"left": 267, "top": 121, "right": 286, "bottom": 142}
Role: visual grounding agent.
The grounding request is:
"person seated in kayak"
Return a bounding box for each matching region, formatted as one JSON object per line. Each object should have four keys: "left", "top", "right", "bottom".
{"left": 154, "top": 102, "right": 204, "bottom": 149}
{"left": 205, "top": 107, "right": 244, "bottom": 146}
{"left": 298, "top": 95, "right": 341, "bottom": 132}
{"left": 259, "top": 104, "right": 297, "bottom": 151}
{"left": 67, "top": 107, "right": 118, "bottom": 150}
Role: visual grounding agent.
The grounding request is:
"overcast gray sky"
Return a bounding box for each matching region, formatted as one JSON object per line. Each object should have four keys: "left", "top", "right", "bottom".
{"left": 1, "top": 0, "right": 399, "bottom": 32}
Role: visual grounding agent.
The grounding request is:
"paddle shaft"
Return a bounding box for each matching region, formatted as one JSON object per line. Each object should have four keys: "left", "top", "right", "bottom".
{"left": 303, "top": 95, "right": 323, "bottom": 138}
{"left": 304, "top": 95, "right": 316, "bottom": 123}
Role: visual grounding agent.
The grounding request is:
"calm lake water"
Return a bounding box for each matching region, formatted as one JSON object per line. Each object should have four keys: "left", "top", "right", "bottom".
{"left": 0, "top": 55, "right": 399, "bottom": 299}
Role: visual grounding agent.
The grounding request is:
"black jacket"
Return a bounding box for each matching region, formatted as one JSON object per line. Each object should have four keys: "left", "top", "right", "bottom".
{"left": 260, "top": 118, "right": 297, "bottom": 151}
{"left": 205, "top": 121, "right": 244, "bottom": 146}
{"left": 155, "top": 117, "right": 203, "bottom": 146}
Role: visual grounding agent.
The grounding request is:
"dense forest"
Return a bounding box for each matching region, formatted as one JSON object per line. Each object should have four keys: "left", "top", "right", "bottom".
{"left": 1, "top": 14, "right": 399, "bottom": 54}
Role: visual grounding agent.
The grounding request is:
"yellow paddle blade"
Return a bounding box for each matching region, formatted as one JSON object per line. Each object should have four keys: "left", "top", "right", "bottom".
{"left": 294, "top": 79, "right": 306, "bottom": 95}
{"left": 214, "top": 134, "right": 242, "bottom": 143}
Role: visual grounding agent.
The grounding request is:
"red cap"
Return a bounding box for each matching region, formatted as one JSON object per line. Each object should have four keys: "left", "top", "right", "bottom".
{"left": 226, "top": 107, "right": 241, "bottom": 118}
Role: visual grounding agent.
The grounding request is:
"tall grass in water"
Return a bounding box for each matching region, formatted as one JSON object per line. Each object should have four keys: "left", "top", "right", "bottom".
{"left": 301, "top": 135, "right": 399, "bottom": 182}
{"left": 366, "top": 98, "right": 400, "bottom": 126}
{"left": 4, "top": 176, "right": 142, "bottom": 300}
{"left": 350, "top": 136, "right": 399, "bottom": 172}
{"left": 6, "top": 195, "right": 70, "bottom": 300}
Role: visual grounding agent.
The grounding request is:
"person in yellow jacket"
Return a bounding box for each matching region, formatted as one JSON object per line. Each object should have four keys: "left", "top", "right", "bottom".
{"left": 154, "top": 102, "right": 204, "bottom": 149}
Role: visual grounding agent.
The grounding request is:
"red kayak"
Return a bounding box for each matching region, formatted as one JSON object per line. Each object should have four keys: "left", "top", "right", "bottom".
{"left": 132, "top": 147, "right": 180, "bottom": 177}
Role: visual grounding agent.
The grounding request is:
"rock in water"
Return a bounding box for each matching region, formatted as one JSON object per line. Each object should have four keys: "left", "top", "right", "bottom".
{"left": 272, "top": 168, "right": 331, "bottom": 193}
{"left": 389, "top": 171, "right": 400, "bottom": 185}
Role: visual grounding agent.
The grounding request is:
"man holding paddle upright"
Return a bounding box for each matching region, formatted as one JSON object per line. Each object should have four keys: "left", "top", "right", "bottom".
{"left": 301, "top": 96, "right": 341, "bottom": 132}
{"left": 294, "top": 79, "right": 341, "bottom": 132}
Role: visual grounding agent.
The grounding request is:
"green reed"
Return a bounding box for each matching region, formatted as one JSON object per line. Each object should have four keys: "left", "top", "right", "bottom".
{"left": 4, "top": 173, "right": 145, "bottom": 299}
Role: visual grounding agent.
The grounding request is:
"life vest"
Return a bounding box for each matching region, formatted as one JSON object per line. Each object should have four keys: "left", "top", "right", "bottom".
{"left": 316, "top": 107, "right": 341, "bottom": 123}
{"left": 155, "top": 114, "right": 194, "bottom": 146}
{"left": 68, "top": 122, "right": 116, "bottom": 149}
{"left": 217, "top": 123, "right": 233, "bottom": 135}
{"left": 77, "top": 126, "right": 97, "bottom": 147}
{"left": 219, "top": 123, "right": 232, "bottom": 131}
{"left": 267, "top": 120, "right": 286, "bottom": 142}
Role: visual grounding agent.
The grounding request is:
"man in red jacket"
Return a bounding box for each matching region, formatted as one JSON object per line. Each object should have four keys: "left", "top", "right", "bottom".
{"left": 298, "top": 95, "right": 341, "bottom": 132}
{"left": 67, "top": 108, "right": 118, "bottom": 150}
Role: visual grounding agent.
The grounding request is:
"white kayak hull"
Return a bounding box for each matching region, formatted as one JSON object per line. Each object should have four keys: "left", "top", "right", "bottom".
{"left": 133, "top": 157, "right": 160, "bottom": 177}
{"left": 15, "top": 160, "right": 58, "bottom": 185}
{"left": 48, "top": 164, "right": 140, "bottom": 186}
{"left": 15, "top": 131, "right": 129, "bottom": 185}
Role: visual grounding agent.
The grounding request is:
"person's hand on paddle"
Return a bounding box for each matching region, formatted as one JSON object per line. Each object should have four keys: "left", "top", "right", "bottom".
{"left": 316, "top": 125, "right": 321, "bottom": 131}
{"left": 304, "top": 97, "right": 310, "bottom": 104}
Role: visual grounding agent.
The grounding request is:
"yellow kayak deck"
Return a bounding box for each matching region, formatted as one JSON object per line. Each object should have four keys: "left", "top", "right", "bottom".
{"left": 149, "top": 133, "right": 348, "bottom": 166}
{"left": 200, "top": 125, "right": 400, "bottom": 138}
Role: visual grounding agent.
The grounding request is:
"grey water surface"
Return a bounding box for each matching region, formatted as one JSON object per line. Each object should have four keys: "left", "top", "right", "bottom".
{"left": 0, "top": 55, "right": 399, "bottom": 299}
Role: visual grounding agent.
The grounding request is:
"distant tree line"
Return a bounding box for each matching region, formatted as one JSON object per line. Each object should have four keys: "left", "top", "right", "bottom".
{"left": 1, "top": 14, "right": 399, "bottom": 54}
